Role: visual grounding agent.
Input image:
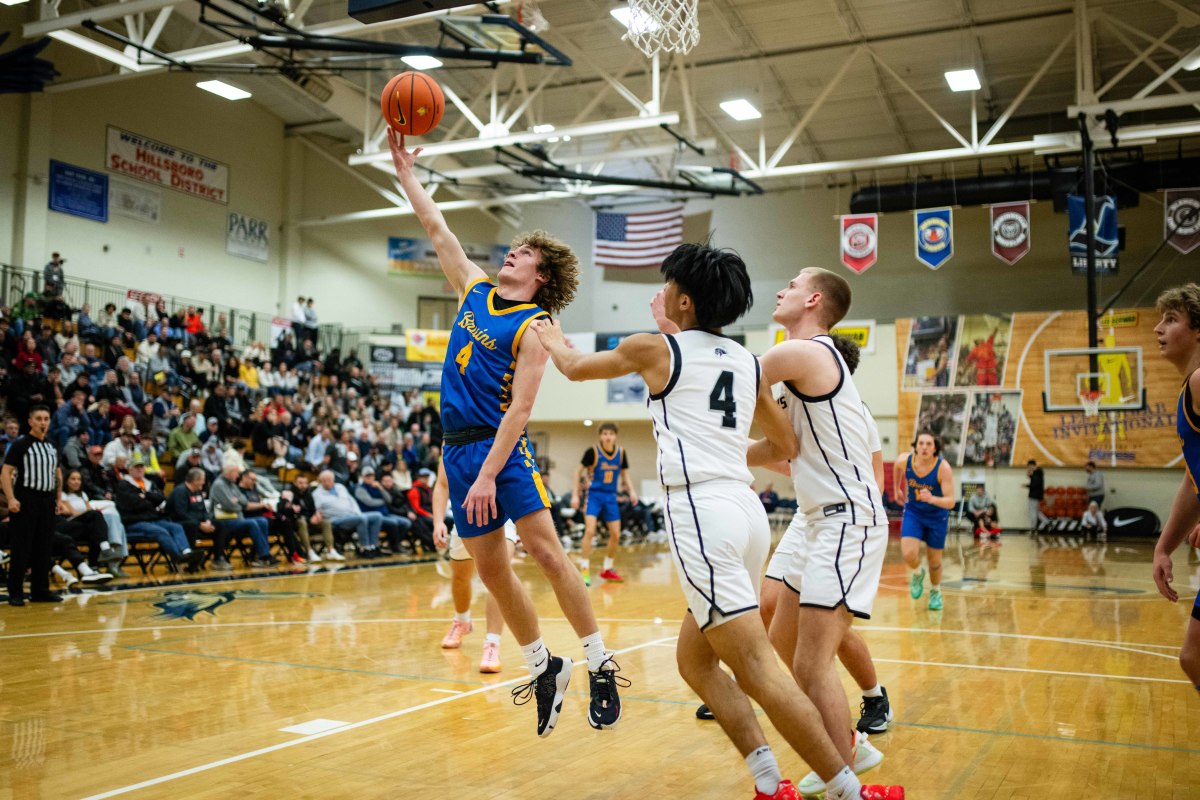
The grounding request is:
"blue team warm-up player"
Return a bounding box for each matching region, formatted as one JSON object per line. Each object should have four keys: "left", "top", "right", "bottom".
{"left": 388, "top": 130, "right": 626, "bottom": 739}
{"left": 1150, "top": 283, "right": 1200, "bottom": 689}
{"left": 893, "top": 431, "right": 956, "bottom": 611}
{"left": 572, "top": 422, "right": 636, "bottom": 585}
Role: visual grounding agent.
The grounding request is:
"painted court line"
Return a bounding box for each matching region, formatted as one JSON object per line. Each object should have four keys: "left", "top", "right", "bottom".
{"left": 873, "top": 657, "right": 1190, "bottom": 684}
{"left": 80, "top": 634, "right": 679, "bottom": 800}
{"left": 278, "top": 719, "right": 349, "bottom": 736}
{"left": 429, "top": 688, "right": 463, "bottom": 694}
{"left": 858, "top": 625, "right": 1181, "bottom": 661}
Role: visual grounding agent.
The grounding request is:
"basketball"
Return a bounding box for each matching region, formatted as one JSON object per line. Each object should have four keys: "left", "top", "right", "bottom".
{"left": 380, "top": 71, "right": 445, "bottom": 137}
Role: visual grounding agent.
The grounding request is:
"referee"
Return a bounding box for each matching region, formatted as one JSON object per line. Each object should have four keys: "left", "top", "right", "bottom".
{"left": 3, "top": 406, "right": 63, "bottom": 606}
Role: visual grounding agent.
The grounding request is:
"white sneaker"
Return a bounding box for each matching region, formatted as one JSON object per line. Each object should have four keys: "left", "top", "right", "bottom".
{"left": 271, "top": 457, "right": 286, "bottom": 468}
{"left": 307, "top": 550, "right": 322, "bottom": 563}
{"left": 326, "top": 549, "right": 346, "bottom": 561}
{"left": 81, "top": 572, "right": 114, "bottom": 584}
{"left": 797, "top": 731, "right": 883, "bottom": 796}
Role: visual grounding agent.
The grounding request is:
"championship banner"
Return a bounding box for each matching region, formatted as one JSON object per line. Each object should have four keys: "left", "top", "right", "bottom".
{"left": 990, "top": 202, "right": 1030, "bottom": 264}
{"left": 1164, "top": 188, "right": 1200, "bottom": 254}
{"left": 405, "top": 329, "right": 451, "bottom": 362}
{"left": 1068, "top": 194, "right": 1118, "bottom": 274}
{"left": 839, "top": 214, "right": 877, "bottom": 274}
{"left": 388, "top": 237, "right": 509, "bottom": 278}
{"left": 106, "top": 127, "right": 229, "bottom": 205}
{"left": 914, "top": 207, "right": 952, "bottom": 269}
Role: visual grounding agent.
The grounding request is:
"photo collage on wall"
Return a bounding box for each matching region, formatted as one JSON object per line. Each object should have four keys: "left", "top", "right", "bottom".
{"left": 902, "top": 314, "right": 1020, "bottom": 467}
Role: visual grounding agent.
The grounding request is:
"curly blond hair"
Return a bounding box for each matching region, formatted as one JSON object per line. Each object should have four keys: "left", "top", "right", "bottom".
{"left": 512, "top": 230, "right": 579, "bottom": 316}
{"left": 1156, "top": 283, "right": 1200, "bottom": 331}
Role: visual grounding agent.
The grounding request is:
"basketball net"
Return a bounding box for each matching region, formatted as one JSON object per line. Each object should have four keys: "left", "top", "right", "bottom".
{"left": 623, "top": 0, "right": 699, "bottom": 57}
{"left": 1079, "top": 390, "right": 1102, "bottom": 417}
{"left": 516, "top": 1, "right": 549, "bottom": 33}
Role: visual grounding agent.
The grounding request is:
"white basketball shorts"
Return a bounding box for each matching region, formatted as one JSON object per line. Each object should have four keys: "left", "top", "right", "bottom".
{"left": 664, "top": 479, "right": 769, "bottom": 630}
{"left": 785, "top": 518, "right": 888, "bottom": 619}
{"left": 448, "top": 519, "right": 519, "bottom": 561}
{"left": 765, "top": 512, "right": 807, "bottom": 581}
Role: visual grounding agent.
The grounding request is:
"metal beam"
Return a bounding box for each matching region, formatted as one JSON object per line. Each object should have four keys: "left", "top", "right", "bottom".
{"left": 766, "top": 47, "right": 859, "bottom": 170}
{"left": 1095, "top": 21, "right": 1180, "bottom": 98}
{"left": 1100, "top": 16, "right": 1200, "bottom": 113}
{"left": 1135, "top": 44, "right": 1200, "bottom": 98}
{"left": 24, "top": 0, "right": 179, "bottom": 37}
{"left": 979, "top": 30, "right": 1072, "bottom": 148}
{"left": 1069, "top": 91, "right": 1200, "bottom": 116}
{"left": 867, "top": 48, "right": 971, "bottom": 149}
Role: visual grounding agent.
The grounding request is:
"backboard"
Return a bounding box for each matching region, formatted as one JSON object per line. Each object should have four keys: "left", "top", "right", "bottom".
{"left": 1042, "top": 346, "right": 1146, "bottom": 411}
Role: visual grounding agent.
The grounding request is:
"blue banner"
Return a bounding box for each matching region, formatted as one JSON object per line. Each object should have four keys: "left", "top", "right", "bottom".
{"left": 915, "top": 207, "right": 953, "bottom": 269}
{"left": 48, "top": 160, "right": 108, "bottom": 223}
{"left": 1068, "top": 194, "right": 1118, "bottom": 274}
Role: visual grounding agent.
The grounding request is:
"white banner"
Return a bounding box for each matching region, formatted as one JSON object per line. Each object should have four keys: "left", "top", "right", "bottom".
{"left": 270, "top": 317, "right": 292, "bottom": 346}
{"left": 109, "top": 177, "right": 161, "bottom": 224}
{"left": 106, "top": 126, "right": 229, "bottom": 205}
{"left": 226, "top": 211, "right": 269, "bottom": 262}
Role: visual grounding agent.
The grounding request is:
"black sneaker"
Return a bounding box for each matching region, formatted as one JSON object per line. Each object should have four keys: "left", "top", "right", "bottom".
{"left": 588, "top": 656, "right": 629, "bottom": 730}
{"left": 856, "top": 687, "right": 893, "bottom": 734}
{"left": 511, "top": 655, "right": 572, "bottom": 738}
{"left": 30, "top": 592, "right": 64, "bottom": 603}
{"left": 695, "top": 703, "right": 715, "bottom": 720}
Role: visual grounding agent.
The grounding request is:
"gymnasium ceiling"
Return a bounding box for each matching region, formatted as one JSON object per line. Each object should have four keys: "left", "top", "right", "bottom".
{"left": 9, "top": 0, "right": 1200, "bottom": 222}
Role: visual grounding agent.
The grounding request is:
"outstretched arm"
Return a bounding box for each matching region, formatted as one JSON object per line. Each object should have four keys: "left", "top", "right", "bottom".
{"left": 533, "top": 320, "right": 667, "bottom": 387}
{"left": 387, "top": 130, "right": 486, "bottom": 296}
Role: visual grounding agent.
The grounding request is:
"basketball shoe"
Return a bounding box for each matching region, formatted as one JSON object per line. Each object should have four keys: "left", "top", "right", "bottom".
{"left": 479, "top": 640, "right": 501, "bottom": 673}
{"left": 511, "top": 655, "right": 572, "bottom": 738}
{"left": 928, "top": 587, "right": 943, "bottom": 611}
{"left": 858, "top": 787, "right": 904, "bottom": 799}
{"left": 599, "top": 567, "right": 624, "bottom": 582}
{"left": 798, "top": 731, "right": 883, "bottom": 796}
{"left": 753, "top": 779, "right": 800, "bottom": 799}
{"left": 587, "top": 656, "right": 629, "bottom": 730}
{"left": 856, "top": 687, "right": 892, "bottom": 734}
{"left": 441, "top": 619, "right": 472, "bottom": 649}
{"left": 580, "top": 565, "right": 591, "bottom": 587}
{"left": 908, "top": 568, "right": 925, "bottom": 599}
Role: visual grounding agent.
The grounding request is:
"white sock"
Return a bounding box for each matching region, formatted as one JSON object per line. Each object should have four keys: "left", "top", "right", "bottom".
{"left": 522, "top": 638, "right": 549, "bottom": 678}
{"left": 603, "top": 556, "right": 614, "bottom": 571}
{"left": 485, "top": 632, "right": 502, "bottom": 645}
{"left": 745, "top": 745, "right": 782, "bottom": 795}
{"left": 581, "top": 631, "right": 609, "bottom": 671}
{"left": 863, "top": 683, "right": 883, "bottom": 698}
{"left": 454, "top": 611, "right": 471, "bottom": 623}
{"left": 51, "top": 565, "right": 73, "bottom": 583}
{"left": 824, "top": 766, "right": 862, "bottom": 800}
{"left": 99, "top": 541, "right": 111, "bottom": 551}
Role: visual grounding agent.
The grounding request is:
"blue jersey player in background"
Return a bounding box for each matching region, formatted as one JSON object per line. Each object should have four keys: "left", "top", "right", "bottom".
{"left": 388, "top": 130, "right": 626, "bottom": 739}
{"left": 1150, "top": 283, "right": 1200, "bottom": 689}
{"left": 893, "top": 432, "right": 956, "bottom": 611}
{"left": 572, "top": 422, "right": 636, "bottom": 586}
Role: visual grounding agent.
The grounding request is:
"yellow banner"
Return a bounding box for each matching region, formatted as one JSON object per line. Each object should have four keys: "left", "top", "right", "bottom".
{"left": 1098, "top": 311, "right": 1138, "bottom": 328}
{"left": 406, "top": 329, "right": 451, "bottom": 362}
{"left": 831, "top": 323, "right": 872, "bottom": 350}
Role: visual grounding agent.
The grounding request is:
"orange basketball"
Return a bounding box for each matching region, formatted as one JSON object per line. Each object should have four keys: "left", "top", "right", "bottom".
{"left": 380, "top": 71, "right": 445, "bottom": 137}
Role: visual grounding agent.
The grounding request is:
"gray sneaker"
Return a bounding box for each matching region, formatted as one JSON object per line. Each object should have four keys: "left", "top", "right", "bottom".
{"left": 210, "top": 558, "right": 233, "bottom": 571}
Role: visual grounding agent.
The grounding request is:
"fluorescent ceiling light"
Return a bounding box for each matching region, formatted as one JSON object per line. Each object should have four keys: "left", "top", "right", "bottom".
{"left": 720, "top": 99, "right": 761, "bottom": 121}
{"left": 1183, "top": 46, "right": 1200, "bottom": 71}
{"left": 48, "top": 30, "right": 146, "bottom": 71}
{"left": 0, "top": 0, "right": 29, "bottom": 6}
{"left": 532, "top": 124, "right": 555, "bottom": 133}
{"left": 401, "top": 55, "right": 442, "bottom": 70}
{"left": 945, "top": 68, "right": 981, "bottom": 92}
{"left": 610, "top": 6, "right": 661, "bottom": 33}
{"left": 197, "top": 79, "right": 252, "bottom": 100}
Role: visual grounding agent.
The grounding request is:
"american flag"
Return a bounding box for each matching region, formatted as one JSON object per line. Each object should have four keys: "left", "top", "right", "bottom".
{"left": 594, "top": 206, "right": 684, "bottom": 269}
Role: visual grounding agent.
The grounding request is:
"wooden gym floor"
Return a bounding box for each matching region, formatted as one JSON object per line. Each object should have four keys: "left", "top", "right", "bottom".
{"left": 2, "top": 529, "right": 1198, "bottom": 800}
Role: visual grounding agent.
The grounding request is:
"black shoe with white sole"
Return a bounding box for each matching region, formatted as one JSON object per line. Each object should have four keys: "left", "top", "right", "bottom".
{"left": 856, "top": 687, "right": 893, "bottom": 734}
{"left": 511, "top": 655, "right": 572, "bottom": 738}
{"left": 588, "top": 656, "right": 629, "bottom": 730}
{"left": 695, "top": 703, "right": 715, "bottom": 720}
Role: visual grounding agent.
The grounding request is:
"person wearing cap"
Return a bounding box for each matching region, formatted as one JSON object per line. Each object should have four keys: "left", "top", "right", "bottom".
{"left": 114, "top": 450, "right": 204, "bottom": 570}
{"left": 166, "top": 412, "right": 200, "bottom": 462}
{"left": 312, "top": 470, "right": 383, "bottom": 558}
{"left": 354, "top": 466, "right": 413, "bottom": 554}
{"left": 175, "top": 446, "right": 208, "bottom": 484}
{"left": 209, "top": 463, "right": 275, "bottom": 568}
{"left": 101, "top": 427, "right": 135, "bottom": 470}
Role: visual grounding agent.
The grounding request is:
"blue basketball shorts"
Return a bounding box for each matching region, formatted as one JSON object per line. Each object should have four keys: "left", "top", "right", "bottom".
{"left": 443, "top": 435, "right": 550, "bottom": 538}
{"left": 900, "top": 511, "right": 950, "bottom": 550}
{"left": 586, "top": 490, "right": 621, "bottom": 523}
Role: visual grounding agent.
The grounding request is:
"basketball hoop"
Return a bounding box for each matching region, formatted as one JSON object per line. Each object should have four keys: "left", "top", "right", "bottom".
{"left": 516, "top": 1, "right": 549, "bottom": 33}
{"left": 623, "top": 0, "right": 699, "bottom": 57}
{"left": 1079, "top": 390, "right": 1103, "bottom": 417}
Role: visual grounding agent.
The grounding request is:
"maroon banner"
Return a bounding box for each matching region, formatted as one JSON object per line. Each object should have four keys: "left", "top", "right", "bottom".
{"left": 990, "top": 201, "right": 1030, "bottom": 265}
{"left": 1165, "top": 188, "right": 1200, "bottom": 255}
{"left": 840, "top": 214, "right": 877, "bottom": 274}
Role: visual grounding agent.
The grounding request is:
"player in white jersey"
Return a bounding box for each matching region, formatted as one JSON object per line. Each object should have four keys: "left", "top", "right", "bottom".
{"left": 534, "top": 245, "right": 903, "bottom": 800}
{"left": 431, "top": 459, "right": 519, "bottom": 673}
{"left": 761, "top": 268, "right": 892, "bottom": 796}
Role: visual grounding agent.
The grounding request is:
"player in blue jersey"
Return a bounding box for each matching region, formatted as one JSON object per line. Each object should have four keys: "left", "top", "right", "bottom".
{"left": 389, "top": 131, "right": 626, "bottom": 738}
{"left": 893, "top": 431, "right": 956, "bottom": 611}
{"left": 1150, "top": 283, "right": 1200, "bottom": 688}
{"left": 572, "top": 422, "right": 636, "bottom": 585}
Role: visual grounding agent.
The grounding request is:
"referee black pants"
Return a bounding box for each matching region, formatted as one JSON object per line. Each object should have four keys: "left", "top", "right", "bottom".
{"left": 7, "top": 491, "right": 57, "bottom": 599}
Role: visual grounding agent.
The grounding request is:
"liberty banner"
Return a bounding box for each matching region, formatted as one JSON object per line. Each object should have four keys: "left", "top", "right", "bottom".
{"left": 990, "top": 201, "right": 1030, "bottom": 264}
{"left": 839, "top": 214, "right": 878, "bottom": 273}
{"left": 1164, "top": 188, "right": 1200, "bottom": 255}
{"left": 106, "top": 127, "right": 229, "bottom": 205}
{"left": 915, "top": 207, "right": 953, "bottom": 269}
{"left": 1068, "top": 194, "right": 1118, "bottom": 275}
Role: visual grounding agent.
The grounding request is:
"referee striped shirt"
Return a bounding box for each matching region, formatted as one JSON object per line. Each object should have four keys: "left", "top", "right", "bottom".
{"left": 4, "top": 435, "right": 60, "bottom": 494}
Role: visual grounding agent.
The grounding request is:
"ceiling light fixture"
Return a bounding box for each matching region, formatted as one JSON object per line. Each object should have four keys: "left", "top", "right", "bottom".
{"left": 720, "top": 99, "right": 761, "bottom": 121}
{"left": 196, "top": 79, "right": 252, "bottom": 100}
{"left": 944, "top": 68, "right": 981, "bottom": 92}
{"left": 401, "top": 55, "right": 442, "bottom": 70}
{"left": 532, "top": 124, "right": 555, "bottom": 133}
{"left": 610, "top": 6, "right": 660, "bottom": 33}
{"left": 1182, "top": 46, "right": 1200, "bottom": 71}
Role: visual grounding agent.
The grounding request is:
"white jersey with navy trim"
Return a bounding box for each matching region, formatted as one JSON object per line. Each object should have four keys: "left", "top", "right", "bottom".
{"left": 780, "top": 334, "right": 885, "bottom": 525}
{"left": 647, "top": 330, "right": 757, "bottom": 488}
